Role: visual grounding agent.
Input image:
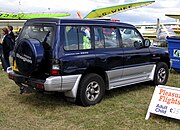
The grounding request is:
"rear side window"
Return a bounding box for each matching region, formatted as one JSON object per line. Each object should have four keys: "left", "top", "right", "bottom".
{"left": 64, "top": 26, "right": 92, "bottom": 50}
{"left": 94, "top": 27, "right": 119, "bottom": 49}
{"left": 19, "top": 25, "right": 54, "bottom": 49}
{"left": 119, "top": 28, "right": 143, "bottom": 48}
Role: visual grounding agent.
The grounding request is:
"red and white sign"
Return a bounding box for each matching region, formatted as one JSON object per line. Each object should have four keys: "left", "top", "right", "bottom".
{"left": 145, "top": 85, "right": 180, "bottom": 120}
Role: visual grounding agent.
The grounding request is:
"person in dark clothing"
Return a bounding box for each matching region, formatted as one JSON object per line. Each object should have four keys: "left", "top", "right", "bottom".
{"left": 0, "top": 44, "right": 2, "bottom": 65}
{"left": 7, "top": 25, "right": 15, "bottom": 43}
{"left": 7, "top": 26, "right": 15, "bottom": 58}
{"left": 0, "top": 28, "right": 13, "bottom": 71}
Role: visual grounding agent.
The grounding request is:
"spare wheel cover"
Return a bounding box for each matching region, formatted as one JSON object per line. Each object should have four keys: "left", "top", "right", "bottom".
{"left": 15, "top": 38, "right": 44, "bottom": 76}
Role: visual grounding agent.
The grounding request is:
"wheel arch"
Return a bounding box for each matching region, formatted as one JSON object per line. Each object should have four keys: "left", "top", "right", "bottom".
{"left": 81, "top": 66, "right": 109, "bottom": 90}
{"left": 160, "top": 57, "right": 171, "bottom": 69}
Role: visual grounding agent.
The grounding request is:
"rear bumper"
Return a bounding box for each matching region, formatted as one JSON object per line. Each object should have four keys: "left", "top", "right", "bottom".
{"left": 8, "top": 71, "right": 46, "bottom": 89}
{"left": 8, "top": 69, "right": 81, "bottom": 92}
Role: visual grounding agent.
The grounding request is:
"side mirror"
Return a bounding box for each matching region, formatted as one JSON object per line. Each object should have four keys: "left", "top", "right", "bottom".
{"left": 144, "top": 39, "right": 151, "bottom": 47}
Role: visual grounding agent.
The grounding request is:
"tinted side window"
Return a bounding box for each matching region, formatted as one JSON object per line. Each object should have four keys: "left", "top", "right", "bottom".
{"left": 64, "top": 26, "right": 78, "bottom": 50}
{"left": 79, "top": 26, "right": 91, "bottom": 50}
{"left": 94, "top": 27, "right": 104, "bottom": 48}
{"left": 119, "top": 28, "right": 143, "bottom": 48}
{"left": 103, "top": 27, "right": 119, "bottom": 48}
{"left": 64, "top": 26, "right": 92, "bottom": 50}
{"left": 94, "top": 27, "right": 119, "bottom": 49}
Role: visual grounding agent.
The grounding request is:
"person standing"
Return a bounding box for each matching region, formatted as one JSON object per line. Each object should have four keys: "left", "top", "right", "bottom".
{"left": 7, "top": 25, "right": 15, "bottom": 43}
{"left": 7, "top": 26, "right": 15, "bottom": 57}
{"left": 0, "top": 28, "right": 13, "bottom": 71}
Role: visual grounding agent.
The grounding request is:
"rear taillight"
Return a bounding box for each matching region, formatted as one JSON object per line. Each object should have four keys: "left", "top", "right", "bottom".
{"left": 52, "top": 64, "right": 60, "bottom": 70}
{"left": 50, "top": 59, "right": 61, "bottom": 75}
{"left": 36, "top": 84, "right": 44, "bottom": 89}
{"left": 50, "top": 69, "right": 59, "bottom": 75}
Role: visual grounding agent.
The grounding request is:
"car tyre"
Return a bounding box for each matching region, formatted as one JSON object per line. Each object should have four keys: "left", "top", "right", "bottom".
{"left": 154, "top": 62, "right": 169, "bottom": 85}
{"left": 76, "top": 73, "right": 105, "bottom": 106}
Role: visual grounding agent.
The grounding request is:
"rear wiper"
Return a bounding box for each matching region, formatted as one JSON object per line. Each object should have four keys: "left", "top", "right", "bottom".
{"left": 43, "top": 31, "right": 50, "bottom": 43}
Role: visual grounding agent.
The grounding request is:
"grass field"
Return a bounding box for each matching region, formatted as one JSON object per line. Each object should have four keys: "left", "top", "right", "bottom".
{"left": 0, "top": 69, "right": 180, "bottom": 130}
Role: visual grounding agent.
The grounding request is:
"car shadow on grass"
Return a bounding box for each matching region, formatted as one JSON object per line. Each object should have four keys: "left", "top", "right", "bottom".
{"left": 10, "top": 89, "right": 76, "bottom": 108}
{"left": 9, "top": 81, "right": 154, "bottom": 108}
{"left": 104, "top": 81, "right": 154, "bottom": 100}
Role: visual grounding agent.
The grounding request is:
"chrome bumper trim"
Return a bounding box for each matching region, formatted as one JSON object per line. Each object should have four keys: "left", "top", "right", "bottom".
{"left": 44, "top": 74, "right": 81, "bottom": 92}
{"left": 44, "top": 76, "right": 62, "bottom": 91}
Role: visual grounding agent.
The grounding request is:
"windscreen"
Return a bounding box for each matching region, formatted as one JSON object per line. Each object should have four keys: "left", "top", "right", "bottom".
{"left": 19, "top": 25, "right": 54, "bottom": 48}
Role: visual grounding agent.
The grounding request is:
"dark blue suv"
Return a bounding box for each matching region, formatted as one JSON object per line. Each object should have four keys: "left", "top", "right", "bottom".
{"left": 8, "top": 18, "right": 170, "bottom": 106}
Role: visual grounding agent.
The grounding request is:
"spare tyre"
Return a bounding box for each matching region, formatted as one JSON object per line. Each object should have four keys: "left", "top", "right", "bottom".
{"left": 15, "top": 38, "right": 44, "bottom": 76}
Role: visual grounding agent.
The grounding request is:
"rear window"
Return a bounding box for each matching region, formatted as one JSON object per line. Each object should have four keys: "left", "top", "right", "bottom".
{"left": 19, "top": 25, "right": 54, "bottom": 48}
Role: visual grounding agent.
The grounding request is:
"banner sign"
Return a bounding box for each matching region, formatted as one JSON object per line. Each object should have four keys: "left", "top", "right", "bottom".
{"left": 145, "top": 85, "right": 180, "bottom": 120}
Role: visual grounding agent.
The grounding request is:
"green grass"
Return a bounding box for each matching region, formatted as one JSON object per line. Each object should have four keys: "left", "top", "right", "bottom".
{"left": 0, "top": 70, "right": 180, "bottom": 130}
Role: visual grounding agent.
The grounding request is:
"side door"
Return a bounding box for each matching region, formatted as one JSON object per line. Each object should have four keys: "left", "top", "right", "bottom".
{"left": 119, "top": 27, "right": 153, "bottom": 83}
{"left": 61, "top": 25, "right": 95, "bottom": 76}
{"left": 93, "top": 26, "right": 124, "bottom": 89}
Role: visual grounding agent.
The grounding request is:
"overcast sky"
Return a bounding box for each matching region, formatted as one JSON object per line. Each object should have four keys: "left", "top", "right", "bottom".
{"left": 0, "top": 0, "right": 179, "bottom": 24}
